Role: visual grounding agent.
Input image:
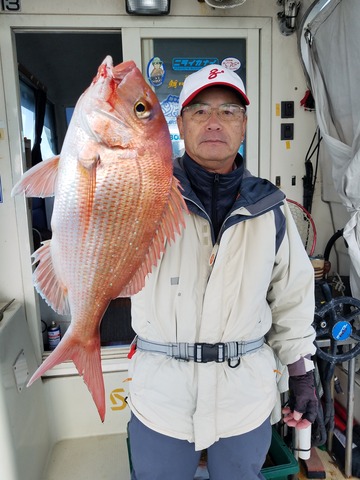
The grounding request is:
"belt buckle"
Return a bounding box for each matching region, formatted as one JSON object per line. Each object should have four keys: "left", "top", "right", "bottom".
{"left": 194, "top": 343, "right": 225, "bottom": 363}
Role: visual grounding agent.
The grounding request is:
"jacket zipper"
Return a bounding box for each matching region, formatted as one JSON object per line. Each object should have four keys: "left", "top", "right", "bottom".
{"left": 212, "top": 174, "right": 220, "bottom": 237}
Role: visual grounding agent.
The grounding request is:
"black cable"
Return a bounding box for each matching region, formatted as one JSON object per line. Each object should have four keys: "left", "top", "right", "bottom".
{"left": 41, "top": 319, "right": 47, "bottom": 333}
{"left": 303, "top": 127, "right": 322, "bottom": 213}
{"left": 312, "top": 129, "right": 322, "bottom": 194}
{"left": 312, "top": 381, "right": 327, "bottom": 447}
{"left": 323, "top": 362, "right": 336, "bottom": 430}
{"left": 303, "top": 160, "right": 313, "bottom": 212}
{"left": 324, "top": 229, "right": 349, "bottom": 262}
{"left": 305, "top": 127, "right": 318, "bottom": 161}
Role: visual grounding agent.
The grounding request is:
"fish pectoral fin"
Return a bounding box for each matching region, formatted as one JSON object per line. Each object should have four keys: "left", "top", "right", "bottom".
{"left": 118, "top": 177, "right": 188, "bottom": 298}
{"left": 32, "top": 241, "right": 70, "bottom": 316}
{"left": 76, "top": 149, "right": 99, "bottom": 230}
{"left": 11, "top": 155, "right": 60, "bottom": 198}
{"left": 28, "top": 331, "right": 106, "bottom": 422}
{"left": 78, "top": 142, "right": 100, "bottom": 170}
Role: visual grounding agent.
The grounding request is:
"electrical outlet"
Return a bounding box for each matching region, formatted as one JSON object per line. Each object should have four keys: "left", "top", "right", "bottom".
{"left": 281, "top": 101, "right": 294, "bottom": 118}
{"left": 281, "top": 123, "right": 294, "bottom": 140}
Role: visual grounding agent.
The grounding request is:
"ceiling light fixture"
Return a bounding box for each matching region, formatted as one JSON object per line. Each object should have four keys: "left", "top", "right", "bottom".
{"left": 204, "top": 0, "right": 246, "bottom": 9}
{"left": 125, "top": 0, "right": 171, "bottom": 15}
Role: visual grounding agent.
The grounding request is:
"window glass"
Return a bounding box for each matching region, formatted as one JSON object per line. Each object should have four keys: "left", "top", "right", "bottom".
{"left": 20, "top": 80, "right": 36, "bottom": 146}
{"left": 43, "top": 101, "right": 57, "bottom": 158}
{"left": 19, "top": 79, "right": 57, "bottom": 159}
{"left": 143, "top": 38, "right": 247, "bottom": 159}
{"left": 66, "top": 107, "right": 75, "bottom": 126}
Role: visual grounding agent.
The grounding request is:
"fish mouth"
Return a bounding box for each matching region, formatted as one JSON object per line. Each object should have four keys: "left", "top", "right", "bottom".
{"left": 96, "top": 56, "right": 137, "bottom": 85}
{"left": 111, "top": 58, "right": 138, "bottom": 83}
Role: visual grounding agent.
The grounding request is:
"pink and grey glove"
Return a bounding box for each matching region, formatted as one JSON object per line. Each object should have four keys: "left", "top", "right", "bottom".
{"left": 282, "top": 357, "right": 318, "bottom": 429}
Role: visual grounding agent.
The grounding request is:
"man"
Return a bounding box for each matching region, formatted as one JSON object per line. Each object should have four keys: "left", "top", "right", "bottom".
{"left": 127, "top": 64, "right": 317, "bottom": 479}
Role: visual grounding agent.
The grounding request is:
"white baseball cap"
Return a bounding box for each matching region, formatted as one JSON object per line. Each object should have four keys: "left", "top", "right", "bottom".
{"left": 178, "top": 64, "right": 250, "bottom": 112}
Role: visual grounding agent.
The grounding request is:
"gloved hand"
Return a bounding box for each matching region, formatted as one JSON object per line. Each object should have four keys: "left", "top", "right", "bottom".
{"left": 282, "top": 370, "right": 318, "bottom": 429}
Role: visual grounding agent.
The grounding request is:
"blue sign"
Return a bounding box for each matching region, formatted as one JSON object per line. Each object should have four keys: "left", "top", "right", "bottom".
{"left": 147, "top": 56, "right": 166, "bottom": 88}
{"left": 160, "top": 94, "right": 179, "bottom": 122}
{"left": 0, "top": 175, "right": 3, "bottom": 203}
{"left": 172, "top": 58, "right": 219, "bottom": 71}
{"left": 160, "top": 94, "right": 184, "bottom": 158}
{"left": 332, "top": 321, "right": 352, "bottom": 341}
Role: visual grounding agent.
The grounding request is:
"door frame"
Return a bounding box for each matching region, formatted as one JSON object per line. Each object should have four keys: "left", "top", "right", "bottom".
{"left": 0, "top": 14, "right": 271, "bottom": 364}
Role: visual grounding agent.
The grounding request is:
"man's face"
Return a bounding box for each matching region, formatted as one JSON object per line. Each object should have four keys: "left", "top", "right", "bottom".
{"left": 177, "top": 86, "right": 247, "bottom": 174}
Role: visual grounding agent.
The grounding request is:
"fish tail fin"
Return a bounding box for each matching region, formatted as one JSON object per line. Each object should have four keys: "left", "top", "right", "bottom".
{"left": 71, "top": 332, "right": 106, "bottom": 422}
{"left": 32, "top": 241, "right": 70, "bottom": 316}
{"left": 28, "top": 331, "right": 106, "bottom": 422}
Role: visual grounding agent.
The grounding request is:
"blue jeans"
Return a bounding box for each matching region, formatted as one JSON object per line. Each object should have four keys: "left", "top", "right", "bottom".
{"left": 128, "top": 413, "right": 272, "bottom": 480}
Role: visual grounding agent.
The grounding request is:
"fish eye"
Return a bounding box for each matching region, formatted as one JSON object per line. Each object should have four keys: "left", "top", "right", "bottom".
{"left": 134, "top": 101, "right": 151, "bottom": 119}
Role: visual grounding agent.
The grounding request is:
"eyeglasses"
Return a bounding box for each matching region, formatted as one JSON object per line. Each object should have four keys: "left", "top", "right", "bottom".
{"left": 182, "top": 103, "right": 246, "bottom": 123}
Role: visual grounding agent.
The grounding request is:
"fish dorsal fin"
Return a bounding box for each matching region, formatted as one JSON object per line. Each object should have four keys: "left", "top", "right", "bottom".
{"left": 32, "top": 240, "right": 71, "bottom": 315}
{"left": 118, "top": 176, "right": 188, "bottom": 298}
{"left": 11, "top": 155, "right": 60, "bottom": 198}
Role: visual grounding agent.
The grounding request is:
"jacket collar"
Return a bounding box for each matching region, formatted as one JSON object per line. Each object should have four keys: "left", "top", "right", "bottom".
{"left": 174, "top": 153, "right": 285, "bottom": 217}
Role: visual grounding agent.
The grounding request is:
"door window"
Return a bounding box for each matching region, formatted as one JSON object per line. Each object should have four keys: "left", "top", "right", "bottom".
{"left": 143, "top": 38, "right": 247, "bottom": 160}
{"left": 19, "top": 79, "right": 57, "bottom": 161}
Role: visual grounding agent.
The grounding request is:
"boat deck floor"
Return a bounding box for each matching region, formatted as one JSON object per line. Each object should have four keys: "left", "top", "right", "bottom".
{"left": 43, "top": 434, "right": 130, "bottom": 480}
{"left": 43, "top": 434, "right": 357, "bottom": 480}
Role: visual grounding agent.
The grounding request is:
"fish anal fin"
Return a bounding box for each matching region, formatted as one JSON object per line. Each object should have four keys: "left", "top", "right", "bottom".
{"left": 11, "top": 155, "right": 60, "bottom": 198}
{"left": 118, "top": 176, "right": 188, "bottom": 298}
{"left": 32, "top": 241, "right": 70, "bottom": 315}
{"left": 27, "top": 331, "right": 105, "bottom": 422}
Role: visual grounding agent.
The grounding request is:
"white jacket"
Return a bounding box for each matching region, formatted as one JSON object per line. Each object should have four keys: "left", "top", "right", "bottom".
{"left": 128, "top": 155, "right": 316, "bottom": 450}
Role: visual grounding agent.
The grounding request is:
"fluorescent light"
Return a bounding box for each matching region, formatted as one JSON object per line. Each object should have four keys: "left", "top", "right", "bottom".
{"left": 126, "top": 0, "right": 170, "bottom": 15}
{"left": 204, "top": 0, "right": 246, "bottom": 8}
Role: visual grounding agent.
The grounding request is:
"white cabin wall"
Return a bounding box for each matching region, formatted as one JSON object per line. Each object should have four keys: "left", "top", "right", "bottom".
{"left": 0, "top": 27, "right": 43, "bottom": 362}
{"left": 0, "top": 0, "right": 342, "bottom": 352}
{"left": 270, "top": 20, "right": 335, "bottom": 260}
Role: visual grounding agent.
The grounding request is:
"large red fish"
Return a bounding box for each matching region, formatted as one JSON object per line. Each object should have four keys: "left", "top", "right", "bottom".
{"left": 11, "top": 56, "right": 187, "bottom": 421}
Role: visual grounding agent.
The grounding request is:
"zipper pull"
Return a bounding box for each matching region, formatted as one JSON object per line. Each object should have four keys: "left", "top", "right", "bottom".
{"left": 209, "top": 243, "right": 219, "bottom": 266}
{"left": 127, "top": 335, "right": 138, "bottom": 359}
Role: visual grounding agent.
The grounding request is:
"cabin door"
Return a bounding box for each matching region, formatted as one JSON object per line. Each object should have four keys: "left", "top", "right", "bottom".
{"left": 122, "top": 23, "right": 271, "bottom": 178}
